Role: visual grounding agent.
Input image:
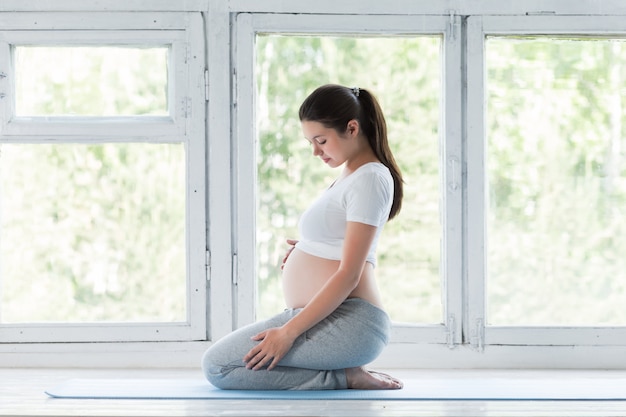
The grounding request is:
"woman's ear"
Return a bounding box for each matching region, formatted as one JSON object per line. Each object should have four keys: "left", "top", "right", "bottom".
{"left": 346, "top": 119, "right": 360, "bottom": 137}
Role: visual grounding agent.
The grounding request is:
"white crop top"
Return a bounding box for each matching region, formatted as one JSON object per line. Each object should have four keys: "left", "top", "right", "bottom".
{"left": 295, "top": 162, "right": 393, "bottom": 266}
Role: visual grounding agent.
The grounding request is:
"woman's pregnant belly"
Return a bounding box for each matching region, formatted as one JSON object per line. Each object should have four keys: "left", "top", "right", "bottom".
{"left": 281, "top": 247, "right": 383, "bottom": 309}
{"left": 281, "top": 248, "right": 340, "bottom": 309}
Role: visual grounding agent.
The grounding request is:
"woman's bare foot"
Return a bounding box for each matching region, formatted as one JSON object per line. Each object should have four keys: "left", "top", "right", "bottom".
{"left": 345, "top": 367, "right": 403, "bottom": 390}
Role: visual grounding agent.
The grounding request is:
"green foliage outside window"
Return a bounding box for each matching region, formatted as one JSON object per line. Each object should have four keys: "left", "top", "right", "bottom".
{"left": 3, "top": 36, "right": 625, "bottom": 327}
{"left": 487, "top": 38, "right": 626, "bottom": 325}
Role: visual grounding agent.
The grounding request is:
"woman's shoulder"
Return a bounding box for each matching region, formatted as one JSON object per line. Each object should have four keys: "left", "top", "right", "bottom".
{"left": 346, "top": 163, "right": 393, "bottom": 196}
{"left": 353, "top": 162, "right": 392, "bottom": 182}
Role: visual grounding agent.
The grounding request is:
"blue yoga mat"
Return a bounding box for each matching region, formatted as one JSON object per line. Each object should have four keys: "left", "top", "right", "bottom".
{"left": 45, "top": 376, "right": 626, "bottom": 400}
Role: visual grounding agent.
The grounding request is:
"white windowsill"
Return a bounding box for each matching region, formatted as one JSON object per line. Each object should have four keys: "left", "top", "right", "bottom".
{"left": 3, "top": 341, "right": 626, "bottom": 369}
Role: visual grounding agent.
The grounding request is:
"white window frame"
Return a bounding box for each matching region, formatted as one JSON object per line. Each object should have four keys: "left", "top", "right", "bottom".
{"left": 1, "top": 0, "right": 626, "bottom": 369}
{"left": 466, "top": 15, "right": 626, "bottom": 350}
{"left": 232, "top": 12, "right": 464, "bottom": 350}
{"left": 0, "top": 12, "right": 207, "bottom": 343}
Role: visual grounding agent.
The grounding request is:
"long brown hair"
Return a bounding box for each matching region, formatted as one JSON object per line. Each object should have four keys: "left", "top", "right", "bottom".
{"left": 298, "top": 84, "right": 403, "bottom": 220}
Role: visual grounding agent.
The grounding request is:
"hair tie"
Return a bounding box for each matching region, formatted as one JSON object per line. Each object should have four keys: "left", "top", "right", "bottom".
{"left": 351, "top": 86, "right": 360, "bottom": 97}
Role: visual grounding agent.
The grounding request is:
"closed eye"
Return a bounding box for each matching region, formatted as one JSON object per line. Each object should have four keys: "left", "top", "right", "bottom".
{"left": 305, "top": 135, "right": 327, "bottom": 145}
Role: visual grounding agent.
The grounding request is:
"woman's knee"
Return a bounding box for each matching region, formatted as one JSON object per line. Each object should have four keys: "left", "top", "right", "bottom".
{"left": 201, "top": 345, "right": 232, "bottom": 387}
{"left": 202, "top": 349, "right": 249, "bottom": 389}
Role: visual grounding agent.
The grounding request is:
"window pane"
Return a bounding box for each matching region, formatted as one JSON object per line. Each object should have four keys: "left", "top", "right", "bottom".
{"left": 0, "top": 143, "right": 186, "bottom": 323}
{"left": 255, "top": 35, "right": 442, "bottom": 324}
{"left": 486, "top": 37, "right": 626, "bottom": 325}
{"left": 14, "top": 46, "right": 168, "bottom": 117}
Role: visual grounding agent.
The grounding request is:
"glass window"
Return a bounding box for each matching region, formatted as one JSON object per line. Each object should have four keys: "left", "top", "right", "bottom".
{"left": 0, "top": 143, "right": 186, "bottom": 323}
{"left": 14, "top": 46, "right": 168, "bottom": 117}
{"left": 486, "top": 37, "right": 626, "bottom": 326}
{"left": 255, "top": 35, "right": 443, "bottom": 324}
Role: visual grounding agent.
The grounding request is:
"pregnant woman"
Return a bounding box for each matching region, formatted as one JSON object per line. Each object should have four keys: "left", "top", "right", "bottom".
{"left": 202, "top": 84, "right": 404, "bottom": 390}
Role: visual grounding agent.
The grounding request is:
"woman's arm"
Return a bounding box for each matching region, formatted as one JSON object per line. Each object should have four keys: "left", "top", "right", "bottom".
{"left": 243, "top": 221, "right": 378, "bottom": 370}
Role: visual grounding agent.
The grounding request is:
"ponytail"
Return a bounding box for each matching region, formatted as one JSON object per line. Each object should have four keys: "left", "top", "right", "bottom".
{"left": 356, "top": 89, "right": 403, "bottom": 219}
{"left": 299, "top": 84, "right": 403, "bottom": 220}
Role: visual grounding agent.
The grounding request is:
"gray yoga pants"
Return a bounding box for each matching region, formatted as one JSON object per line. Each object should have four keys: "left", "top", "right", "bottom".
{"left": 201, "top": 298, "right": 390, "bottom": 390}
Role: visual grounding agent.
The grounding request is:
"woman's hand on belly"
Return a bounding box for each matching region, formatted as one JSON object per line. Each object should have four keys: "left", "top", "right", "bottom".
{"left": 280, "top": 239, "right": 298, "bottom": 270}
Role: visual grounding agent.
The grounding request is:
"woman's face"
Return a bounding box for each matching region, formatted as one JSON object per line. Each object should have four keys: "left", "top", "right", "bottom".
{"left": 301, "top": 120, "right": 352, "bottom": 168}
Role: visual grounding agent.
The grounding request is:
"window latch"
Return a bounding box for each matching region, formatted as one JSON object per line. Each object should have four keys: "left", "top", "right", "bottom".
{"left": 447, "top": 10, "right": 458, "bottom": 41}
{"left": 446, "top": 314, "right": 457, "bottom": 349}
{"left": 205, "top": 249, "right": 211, "bottom": 280}
{"left": 204, "top": 69, "right": 209, "bottom": 102}
{"left": 471, "top": 318, "right": 485, "bottom": 352}
{"left": 448, "top": 156, "right": 460, "bottom": 191}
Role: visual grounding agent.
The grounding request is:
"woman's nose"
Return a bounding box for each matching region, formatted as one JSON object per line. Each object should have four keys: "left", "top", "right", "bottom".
{"left": 312, "top": 143, "right": 322, "bottom": 156}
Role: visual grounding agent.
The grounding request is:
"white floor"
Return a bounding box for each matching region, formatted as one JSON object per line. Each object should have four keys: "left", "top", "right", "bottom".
{"left": 2, "top": 368, "right": 626, "bottom": 417}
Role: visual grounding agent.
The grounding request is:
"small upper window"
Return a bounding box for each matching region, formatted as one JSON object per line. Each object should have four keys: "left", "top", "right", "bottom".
{"left": 14, "top": 45, "right": 169, "bottom": 117}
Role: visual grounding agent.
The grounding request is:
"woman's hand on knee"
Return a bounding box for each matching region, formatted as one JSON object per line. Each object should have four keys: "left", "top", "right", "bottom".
{"left": 243, "top": 327, "right": 296, "bottom": 371}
